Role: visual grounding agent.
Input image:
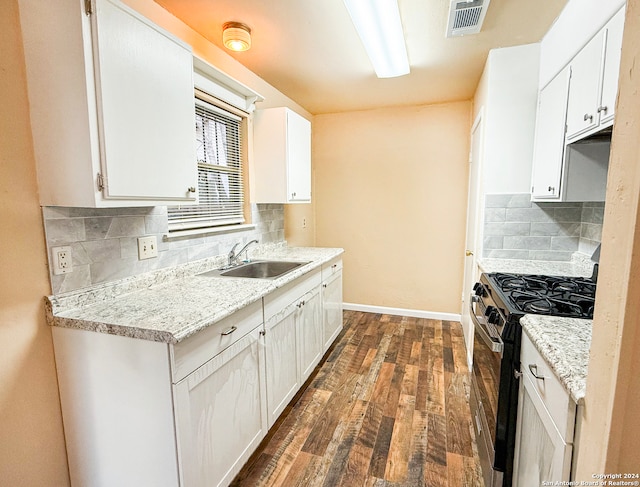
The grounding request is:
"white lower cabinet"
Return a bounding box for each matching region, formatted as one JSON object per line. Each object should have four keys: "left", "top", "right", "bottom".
{"left": 513, "top": 333, "right": 576, "bottom": 485}
{"left": 297, "top": 286, "right": 323, "bottom": 382}
{"left": 264, "top": 300, "right": 300, "bottom": 427}
{"left": 174, "top": 327, "right": 267, "bottom": 487}
{"left": 322, "top": 259, "right": 343, "bottom": 351}
{"left": 53, "top": 260, "right": 343, "bottom": 487}
{"left": 263, "top": 267, "right": 323, "bottom": 424}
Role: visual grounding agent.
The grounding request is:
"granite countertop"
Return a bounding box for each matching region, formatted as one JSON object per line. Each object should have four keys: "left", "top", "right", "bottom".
{"left": 520, "top": 315, "right": 592, "bottom": 404}
{"left": 46, "top": 246, "right": 343, "bottom": 344}
{"left": 479, "top": 253, "right": 595, "bottom": 277}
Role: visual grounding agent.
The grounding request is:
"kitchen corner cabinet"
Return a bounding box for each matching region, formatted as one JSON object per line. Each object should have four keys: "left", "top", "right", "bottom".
{"left": 253, "top": 107, "right": 312, "bottom": 204}
{"left": 322, "top": 258, "right": 344, "bottom": 351}
{"left": 531, "top": 67, "right": 570, "bottom": 200}
{"left": 513, "top": 333, "right": 576, "bottom": 485}
{"left": 566, "top": 7, "right": 625, "bottom": 142}
{"left": 19, "top": 0, "right": 198, "bottom": 207}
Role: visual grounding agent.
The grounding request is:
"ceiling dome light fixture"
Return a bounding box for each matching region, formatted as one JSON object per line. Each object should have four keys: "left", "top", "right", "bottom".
{"left": 223, "top": 22, "right": 252, "bottom": 52}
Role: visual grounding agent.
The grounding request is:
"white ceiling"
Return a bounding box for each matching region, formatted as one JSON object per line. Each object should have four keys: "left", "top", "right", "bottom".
{"left": 154, "top": 0, "right": 568, "bottom": 115}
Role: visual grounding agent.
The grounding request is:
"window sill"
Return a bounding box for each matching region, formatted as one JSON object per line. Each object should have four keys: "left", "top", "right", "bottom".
{"left": 164, "top": 224, "right": 256, "bottom": 241}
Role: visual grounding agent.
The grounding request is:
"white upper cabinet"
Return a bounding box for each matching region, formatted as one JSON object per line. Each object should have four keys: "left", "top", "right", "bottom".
{"left": 566, "top": 7, "right": 625, "bottom": 141}
{"left": 253, "top": 107, "right": 312, "bottom": 204}
{"left": 531, "top": 68, "right": 570, "bottom": 200}
{"left": 19, "top": 0, "right": 198, "bottom": 207}
{"left": 599, "top": 7, "right": 625, "bottom": 127}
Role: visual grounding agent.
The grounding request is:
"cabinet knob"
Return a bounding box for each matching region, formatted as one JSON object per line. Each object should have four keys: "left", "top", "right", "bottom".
{"left": 322, "top": 284, "right": 327, "bottom": 288}
{"left": 583, "top": 113, "right": 594, "bottom": 122}
{"left": 597, "top": 106, "right": 608, "bottom": 114}
{"left": 291, "top": 192, "right": 297, "bottom": 198}
{"left": 548, "top": 186, "right": 555, "bottom": 192}
{"left": 465, "top": 250, "right": 474, "bottom": 256}
{"left": 188, "top": 187, "right": 196, "bottom": 193}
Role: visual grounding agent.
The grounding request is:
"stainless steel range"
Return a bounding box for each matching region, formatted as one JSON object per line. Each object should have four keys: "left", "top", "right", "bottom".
{"left": 470, "top": 272, "right": 596, "bottom": 487}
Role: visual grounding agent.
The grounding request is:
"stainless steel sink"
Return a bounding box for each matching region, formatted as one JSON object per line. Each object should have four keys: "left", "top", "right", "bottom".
{"left": 198, "top": 260, "right": 309, "bottom": 280}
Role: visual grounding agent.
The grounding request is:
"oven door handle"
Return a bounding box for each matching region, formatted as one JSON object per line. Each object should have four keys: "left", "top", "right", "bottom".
{"left": 470, "top": 295, "right": 504, "bottom": 353}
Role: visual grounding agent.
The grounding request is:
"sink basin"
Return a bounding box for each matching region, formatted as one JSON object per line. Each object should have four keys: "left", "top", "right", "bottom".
{"left": 199, "top": 260, "right": 309, "bottom": 280}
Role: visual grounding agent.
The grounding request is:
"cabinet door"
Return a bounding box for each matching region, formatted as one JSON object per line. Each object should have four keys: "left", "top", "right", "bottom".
{"left": 513, "top": 373, "right": 573, "bottom": 486}
{"left": 298, "top": 288, "right": 323, "bottom": 381}
{"left": 322, "top": 270, "right": 343, "bottom": 351}
{"left": 599, "top": 7, "right": 625, "bottom": 126}
{"left": 531, "top": 68, "right": 570, "bottom": 200}
{"left": 286, "top": 110, "right": 312, "bottom": 202}
{"left": 174, "top": 327, "right": 267, "bottom": 487}
{"left": 565, "top": 31, "right": 605, "bottom": 140}
{"left": 265, "top": 302, "right": 300, "bottom": 427}
{"left": 92, "top": 0, "right": 197, "bottom": 201}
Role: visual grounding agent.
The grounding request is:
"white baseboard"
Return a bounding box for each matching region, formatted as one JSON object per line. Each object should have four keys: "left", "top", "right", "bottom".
{"left": 343, "top": 302, "right": 461, "bottom": 322}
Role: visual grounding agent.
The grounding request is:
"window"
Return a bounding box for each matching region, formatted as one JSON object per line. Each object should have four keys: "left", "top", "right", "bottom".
{"left": 168, "top": 95, "right": 245, "bottom": 231}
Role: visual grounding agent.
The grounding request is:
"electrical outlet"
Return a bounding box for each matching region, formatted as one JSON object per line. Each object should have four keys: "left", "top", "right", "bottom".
{"left": 52, "top": 246, "right": 73, "bottom": 275}
{"left": 137, "top": 236, "right": 158, "bottom": 260}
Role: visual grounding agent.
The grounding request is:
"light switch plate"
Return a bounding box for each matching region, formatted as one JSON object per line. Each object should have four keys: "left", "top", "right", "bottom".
{"left": 137, "top": 236, "right": 158, "bottom": 260}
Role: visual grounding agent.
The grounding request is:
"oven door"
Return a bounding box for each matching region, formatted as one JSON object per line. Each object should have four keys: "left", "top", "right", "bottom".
{"left": 470, "top": 294, "right": 505, "bottom": 487}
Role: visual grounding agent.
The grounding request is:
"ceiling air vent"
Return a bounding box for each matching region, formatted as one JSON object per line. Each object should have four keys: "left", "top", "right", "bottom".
{"left": 446, "top": 0, "right": 491, "bottom": 37}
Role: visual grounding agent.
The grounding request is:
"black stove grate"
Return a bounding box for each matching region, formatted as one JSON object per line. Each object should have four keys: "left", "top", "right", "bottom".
{"left": 488, "top": 273, "right": 596, "bottom": 319}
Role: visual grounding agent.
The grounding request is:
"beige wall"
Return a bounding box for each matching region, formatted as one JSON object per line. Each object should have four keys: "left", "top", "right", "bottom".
{"left": 0, "top": 1, "right": 70, "bottom": 484}
{"left": 314, "top": 102, "right": 471, "bottom": 313}
{"left": 575, "top": 0, "right": 640, "bottom": 475}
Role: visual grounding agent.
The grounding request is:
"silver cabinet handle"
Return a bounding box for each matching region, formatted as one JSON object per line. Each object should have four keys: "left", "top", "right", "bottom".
{"left": 221, "top": 326, "right": 237, "bottom": 336}
{"left": 584, "top": 113, "right": 594, "bottom": 122}
{"left": 514, "top": 369, "right": 523, "bottom": 379}
{"left": 597, "top": 106, "right": 608, "bottom": 114}
{"left": 528, "top": 364, "right": 545, "bottom": 381}
{"left": 188, "top": 187, "right": 196, "bottom": 193}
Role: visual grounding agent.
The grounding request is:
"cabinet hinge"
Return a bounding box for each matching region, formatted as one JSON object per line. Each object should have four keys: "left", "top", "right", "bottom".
{"left": 97, "top": 173, "right": 105, "bottom": 192}
{"left": 84, "top": 0, "right": 92, "bottom": 16}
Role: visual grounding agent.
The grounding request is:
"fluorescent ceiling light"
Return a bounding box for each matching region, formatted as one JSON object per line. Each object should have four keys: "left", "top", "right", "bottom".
{"left": 343, "top": 0, "right": 410, "bottom": 78}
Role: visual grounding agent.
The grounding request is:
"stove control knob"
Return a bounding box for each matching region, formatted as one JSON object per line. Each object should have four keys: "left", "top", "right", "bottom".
{"left": 484, "top": 305, "right": 500, "bottom": 324}
{"left": 473, "top": 282, "right": 485, "bottom": 297}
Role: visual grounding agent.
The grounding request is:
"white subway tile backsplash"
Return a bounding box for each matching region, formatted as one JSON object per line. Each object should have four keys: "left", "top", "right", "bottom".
{"left": 483, "top": 193, "right": 604, "bottom": 261}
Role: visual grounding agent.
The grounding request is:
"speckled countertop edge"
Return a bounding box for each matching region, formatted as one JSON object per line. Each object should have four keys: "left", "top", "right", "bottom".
{"left": 46, "top": 246, "right": 344, "bottom": 344}
{"left": 520, "top": 315, "right": 592, "bottom": 404}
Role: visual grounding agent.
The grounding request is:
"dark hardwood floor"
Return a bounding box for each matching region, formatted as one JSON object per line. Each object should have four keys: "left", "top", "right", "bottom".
{"left": 231, "top": 310, "right": 484, "bottom": 487}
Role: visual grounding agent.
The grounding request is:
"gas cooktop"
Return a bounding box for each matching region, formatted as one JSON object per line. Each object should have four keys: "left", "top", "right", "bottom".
{"left": 486, "top": 273, "right": 596, "bottom": 319}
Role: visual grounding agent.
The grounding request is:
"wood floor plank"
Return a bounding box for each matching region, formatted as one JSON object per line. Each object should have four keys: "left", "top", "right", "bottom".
{"left": 369, "top": 415, "right": 395, "bottom": 478}
{"left": 426, "top": 413, "right": 448, "bottom": 466}
{"left": 232, "top": 311, "right": 484, "bottom": 487}
{"left": 385, "top": 393, "right": 416, "bottom": 482}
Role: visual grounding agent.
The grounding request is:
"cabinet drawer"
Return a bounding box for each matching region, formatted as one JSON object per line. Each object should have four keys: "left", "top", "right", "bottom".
{"left": 520, "top": 333, "right": 576, "bottom": 441}
{"left": 171, "top": 300, "right": 263, "bottom": 383}
{"left": 322, "top": 258, "right": 343, "bottom": 280}
{"left": 264, "top": 268, "right": 321, "bottom": 322}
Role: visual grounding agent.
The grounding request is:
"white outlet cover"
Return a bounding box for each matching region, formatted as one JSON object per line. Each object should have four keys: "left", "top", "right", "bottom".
{"left": 138, "top": 236, "right": 158, "bottom": 260}
{"left": 52, "top": 246, "right": 73, "bottom": 275}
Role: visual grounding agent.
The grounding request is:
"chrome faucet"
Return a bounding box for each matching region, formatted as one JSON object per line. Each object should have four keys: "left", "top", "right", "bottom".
{"left": 227, "top": 239, "right": 258, "bottom": 267}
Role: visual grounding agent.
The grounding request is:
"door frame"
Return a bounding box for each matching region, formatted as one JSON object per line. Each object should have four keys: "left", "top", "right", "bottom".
{"left": 461, "top": 108, "right": 485, "bottom": 368}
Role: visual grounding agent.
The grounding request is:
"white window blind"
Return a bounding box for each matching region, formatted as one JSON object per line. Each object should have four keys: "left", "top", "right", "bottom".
{"left": 168, "top": 98, "right": 244, "bottom": 231}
